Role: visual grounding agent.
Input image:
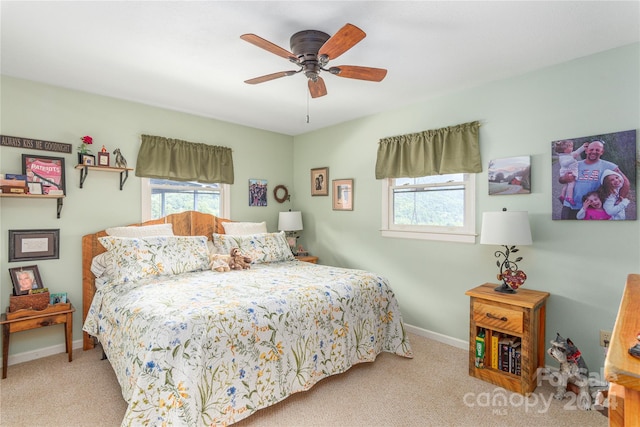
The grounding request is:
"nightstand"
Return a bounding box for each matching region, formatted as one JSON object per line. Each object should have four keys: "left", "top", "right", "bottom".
{"left": 295, "top": 255, "right": 318, "bottom": 264}
{"left": 465, "top": 284, "right": 549, "bottom": 395}
{"left": 1, "top": 303, "right": 75, "bottom": 379}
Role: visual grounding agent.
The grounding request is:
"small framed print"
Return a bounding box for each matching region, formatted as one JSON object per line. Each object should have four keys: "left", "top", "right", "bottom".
{"left": 27, "top": 181, "right": 43, "bottom": 195}
{"left": 9, "top": 229, "right": 60, "bottom": 262}
{"left": 311, "top": 167, "right": 329, "bottom": 196}
{"left": 97, "top": 152, "right": 110, "bottom": 167}
{"left": 332, "top": 179, "right": 354, "bottom": 211}
{"left": 50, "top": 292, "right": 67, "bottom": 304}
{"left": 22, "top": 154, "right": 65, "bottom": 195}
{"left": 82, "top": 154, "right": 95, "bottom": 166}
{"left": 9, "top": 265, "right": 45, "bottom": 295}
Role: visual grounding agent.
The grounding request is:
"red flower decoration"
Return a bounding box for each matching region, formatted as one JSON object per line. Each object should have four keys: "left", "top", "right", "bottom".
{"left": 81, "top": 136, "right": 93, "bottom": 144}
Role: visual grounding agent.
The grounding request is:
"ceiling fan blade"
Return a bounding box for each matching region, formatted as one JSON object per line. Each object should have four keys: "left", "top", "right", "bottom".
{"left": 240, "top": 34, "right": 296, "bottom": 61}
{"left": 308, "top": 77, "right": 327, "bottom": 98}
{"left": 329, "top": 65, "right": 387, "bottom": 82}
{"left": 245, "top": 70, "right": 298, "bottom": 85}
{"left": 318, "top": 23, "right": 366, "bottom": 60}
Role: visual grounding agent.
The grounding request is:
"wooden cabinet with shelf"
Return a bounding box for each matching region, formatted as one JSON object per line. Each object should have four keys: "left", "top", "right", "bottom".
{"left": 0, "top": 193, "right": 64, "bottom": 218}
{"left": 466, "top": 283, "right": 549, "bottom": 395}
{"left": 75, "top": 164, "right": 133, "bottom": 190}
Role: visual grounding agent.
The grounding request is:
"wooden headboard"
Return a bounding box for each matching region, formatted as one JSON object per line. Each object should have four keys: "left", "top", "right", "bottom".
{"left": 81, "top": 211, "right": 231, "bottom": 350}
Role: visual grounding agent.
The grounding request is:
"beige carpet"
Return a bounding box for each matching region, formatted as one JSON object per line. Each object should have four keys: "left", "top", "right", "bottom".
{"left": 0, "top": 333, "right": 607, "bottom": 426}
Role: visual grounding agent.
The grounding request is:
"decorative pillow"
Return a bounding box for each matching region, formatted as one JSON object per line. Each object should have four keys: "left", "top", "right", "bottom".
{"left": 212, "top": 231, "right": 294, "bottom": 264}
{"left": 105, "top": 223, "right": 175, "bottom": 238}
{"left": 90, "top": 252, "right": 114, "bottom": 278}
{"left": 221, "top": 221, "right": 267, "bottom": 235}
{"left": 98, "top": 235, "right": 209, "bottom": 284}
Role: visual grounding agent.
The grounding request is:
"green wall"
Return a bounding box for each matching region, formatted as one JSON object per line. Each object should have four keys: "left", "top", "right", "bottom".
{"left": 292, "top": 43, "right": 640, "bottom": 373}
{"left": 1, "top": 43, "right": 638, "bottom": 376}
{"left": 0, "top": 77, "right": 293, "bottom": 355}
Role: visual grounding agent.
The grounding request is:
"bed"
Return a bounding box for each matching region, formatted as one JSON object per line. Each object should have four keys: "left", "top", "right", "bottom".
{"left": 81, "top": 211, "right": 413, "bottom": 426}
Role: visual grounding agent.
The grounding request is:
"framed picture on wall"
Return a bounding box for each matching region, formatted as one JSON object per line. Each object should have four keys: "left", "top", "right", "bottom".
{"left": 551, "top": 129, "right": 636, "bottom": 220}
{"left": 332, "top": 179, "right": 354, "bottom": 211}
{"left": 22, "top": 154, "right": 66, "bottom": 195}
{"left": 311, "top": 167, "right": 328, "bottom": 196}
{"left": 249, "top": 179, "right": 267, "bottom": 206}
{"left": 488, "top": 156, "right": 531, "bottom": 195}
{"left": 8, "top": 229, "right": 60, "bottom": 262}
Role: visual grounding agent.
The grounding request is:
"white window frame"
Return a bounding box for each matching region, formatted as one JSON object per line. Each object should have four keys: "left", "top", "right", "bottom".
{"left": 380, "top": 174, "right": 476, "bottom": 243}
{"left": 141, "top": 178, "right": 230, "bottom": 221}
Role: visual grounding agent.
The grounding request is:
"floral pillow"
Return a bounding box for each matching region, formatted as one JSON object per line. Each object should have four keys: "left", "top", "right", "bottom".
{"left": 212, "top": 231, "right": 294, "bottom": 264}
{"left": 98, "top": 235, "right": 210, "bottom": 284}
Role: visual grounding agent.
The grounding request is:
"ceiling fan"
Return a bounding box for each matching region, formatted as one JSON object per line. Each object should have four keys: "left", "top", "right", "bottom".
{"left": 240, "top": 23, "right": 387, "bottom": 98}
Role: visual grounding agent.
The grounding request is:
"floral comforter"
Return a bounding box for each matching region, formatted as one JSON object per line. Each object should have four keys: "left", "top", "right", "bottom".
{"left": 83, "top": 260, "right": 413, "bottom": 426}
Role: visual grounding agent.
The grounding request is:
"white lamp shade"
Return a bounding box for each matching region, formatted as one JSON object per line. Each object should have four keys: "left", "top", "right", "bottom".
{"left": 278, "top": 211, "right": 303, "bottom": 231}
{"left": 480, "top": 210, "right": 532, "bottom": 246}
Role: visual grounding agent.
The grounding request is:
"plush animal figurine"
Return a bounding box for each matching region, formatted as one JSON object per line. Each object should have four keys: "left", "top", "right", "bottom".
{"left": 547, "top": 333, "right": 591, "bottom": 410}
{"left": 228, "top": 247, "right": 252, "bottom": 270}
{"left": 113, "top": 148, "right": 128, "bottom": 168}
{"left": 209, "top": 253, "right": 230, "bottom": 272}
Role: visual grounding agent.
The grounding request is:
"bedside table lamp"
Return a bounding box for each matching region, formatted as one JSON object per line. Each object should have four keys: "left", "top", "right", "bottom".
{"left": 480, "top": 208, "right": 532, "bottom": 293}
{"left": 278, "top": 211, "right": 303, "bottom": 255}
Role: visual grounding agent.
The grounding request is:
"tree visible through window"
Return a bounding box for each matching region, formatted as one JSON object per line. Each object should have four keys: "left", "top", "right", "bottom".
{"left": 381, "top": 173, "right": 476, "bottom": 242}
{"left": 149, "top": 179, "right": 221, "bottom": 219}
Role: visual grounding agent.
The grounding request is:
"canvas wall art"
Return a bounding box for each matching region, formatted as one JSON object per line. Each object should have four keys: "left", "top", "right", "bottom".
{"left": 551, "top": 129, "right": 636, "bottom": 220}
{"left": 488, "top": 156, "right": 531, "bottom": 195}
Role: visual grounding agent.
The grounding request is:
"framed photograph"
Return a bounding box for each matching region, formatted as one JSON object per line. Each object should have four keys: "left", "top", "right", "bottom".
{"left": 22, "top": 154, "right": 65, "bottom": 195}
{"left": 9, "top": 229, "right": 60, "bottom": 262}
{"left": 9, "top": 265, "right": 44, "bottom": 296}
{"left": 332, "top": 179, "right": 354, "bottom": 211}
{"left": 488, "top": 156, "right": 531, "bottom": 195}
{"left": 249, "top": 178, "right": 267, "bottom": 206}
{"left": 311, "top": 167, "right": 329, "bottom": 196}
{"left": 82, "top": 154, "right": 95, "bottom": 166}
{"left": 50, "top": 292, "right": 67, "bottom": 304}
{"left": 551, "top": 129, "right": 636, "bottom": 220}
{"left": 27, "top": 181, "right": 43, "bottom": 195}
{"left": 97, "top": 151, "right": 110, "bottom": 167}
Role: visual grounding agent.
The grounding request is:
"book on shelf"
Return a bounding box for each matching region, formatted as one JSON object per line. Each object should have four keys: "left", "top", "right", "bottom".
{"left": 491, "top": 333, "right": 500, "bottom": 369}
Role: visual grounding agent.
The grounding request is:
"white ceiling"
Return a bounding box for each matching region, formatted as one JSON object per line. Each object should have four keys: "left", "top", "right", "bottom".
{"left": 1, "top": 1, "right": 638, "bottom": 136}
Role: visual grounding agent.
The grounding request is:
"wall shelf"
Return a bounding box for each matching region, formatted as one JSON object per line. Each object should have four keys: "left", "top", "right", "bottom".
{"left": 0, "top": 193, "right": 65, "bottom": 218}
{"left": 75, "top": 164, "right": 133, "bottom": 190}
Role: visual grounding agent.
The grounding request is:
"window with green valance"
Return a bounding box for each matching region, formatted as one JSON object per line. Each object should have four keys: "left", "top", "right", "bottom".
{"left": 375, "top": 121, "right": 482, "bottom": 179}
{"left": 135, "top": 135, "right": 234, "bottom": 184}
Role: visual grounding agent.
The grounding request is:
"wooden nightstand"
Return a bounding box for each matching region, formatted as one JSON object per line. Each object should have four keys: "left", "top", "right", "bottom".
{"left": 295, "top": 255, "right": 318, "bottom": 264}
{"left": 465, "top": 284, "right": 549, "bottom": 395}
{"left": 1, "top": 303, "right": 75, "bottom": 379}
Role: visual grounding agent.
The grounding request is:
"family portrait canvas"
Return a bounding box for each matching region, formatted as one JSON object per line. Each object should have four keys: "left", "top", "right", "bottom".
{"left": 551, "top": 129, "right": 636, "bottom": 221}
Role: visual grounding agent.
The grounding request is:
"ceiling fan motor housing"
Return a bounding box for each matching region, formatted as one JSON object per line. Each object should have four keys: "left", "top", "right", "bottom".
{"left": 290, "top": 30, "right": 330, "bottom": 80}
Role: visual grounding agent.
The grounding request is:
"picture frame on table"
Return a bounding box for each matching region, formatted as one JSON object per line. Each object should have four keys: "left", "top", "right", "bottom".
{"left": 9, "top": 265, "right": 45, "bottom": 296}
{"left": 97, "top": 151, "right": 110, "bottom": 167}
{"left": 311, "top": 167, "right": 329, "bottom": 196}
{"left": 50, "top": 292, "right": 67, "bottom": 304}
{"left": 22, "top": 154, "right": 66, "bottom": 195}
{"left": 8, "top": 229, "right": 60, "bottom": 262}
{"left": 332, "top": 179, "right": 354, "bottom": 211}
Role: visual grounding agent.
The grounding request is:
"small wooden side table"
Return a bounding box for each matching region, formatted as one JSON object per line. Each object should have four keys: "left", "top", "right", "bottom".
{"left": 295, "top": 255, "right": 318, "bottom": 264}
{"left": 0, "top": 303, "right": 75, "bottom": 379}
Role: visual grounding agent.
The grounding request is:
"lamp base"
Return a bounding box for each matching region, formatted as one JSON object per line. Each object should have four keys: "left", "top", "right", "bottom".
{"left": 494, "top": 283, "right": 517, "bottom": 294}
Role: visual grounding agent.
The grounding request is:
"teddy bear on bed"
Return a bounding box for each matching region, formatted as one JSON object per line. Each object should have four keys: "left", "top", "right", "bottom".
{"left": 209, "top": 253, "right": 231, "bottom": 272}
{"left": 228, "top": 247, "right": 252, "bottom": 270}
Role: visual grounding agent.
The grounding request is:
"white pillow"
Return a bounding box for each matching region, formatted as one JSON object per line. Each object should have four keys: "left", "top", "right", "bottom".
{"left": 105, "top": 223, "right": 174, "bottom": 238}
{"left": 212, "top": 231, "right": 294, "bottom": 264}
{"left": 222, "top": 221, "right": 267, "bottom": 235}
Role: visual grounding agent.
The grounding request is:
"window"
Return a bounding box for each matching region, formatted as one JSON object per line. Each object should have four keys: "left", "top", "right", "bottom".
{"left": 141, "top": 178, "right": 230, "bottom": 221}
{"left": 381, "top": 173, "right": 476, "bottom": 243}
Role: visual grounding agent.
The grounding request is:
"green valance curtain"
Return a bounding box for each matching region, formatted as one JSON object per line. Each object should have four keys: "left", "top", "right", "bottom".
{"left": 135, "top": 135, "right": 234, "bottom": 184}
{"left": 375, "top": 121, "right": 481, "bottom": 179}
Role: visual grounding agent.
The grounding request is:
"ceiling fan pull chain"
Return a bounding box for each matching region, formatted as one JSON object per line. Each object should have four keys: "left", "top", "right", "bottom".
{"left": 306, "top": 91, "right": 310, "bottom": 124}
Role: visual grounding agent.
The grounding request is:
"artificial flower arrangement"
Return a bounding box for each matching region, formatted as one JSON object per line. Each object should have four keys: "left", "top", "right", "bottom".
{"left": 78, "top": 135, "right": 93, "bottom": 154}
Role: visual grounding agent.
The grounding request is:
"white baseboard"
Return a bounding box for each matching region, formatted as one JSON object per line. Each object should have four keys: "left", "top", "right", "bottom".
{"left": 404, "top": 323, "right": 467, "bottom": 350}
{"left": 0, "top": 339, "right": 85, "bottom": 367}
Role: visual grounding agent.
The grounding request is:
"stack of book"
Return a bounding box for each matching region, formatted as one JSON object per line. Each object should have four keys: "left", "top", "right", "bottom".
{"left": 1, "top": 174, "right": 27, "bottom": 194}
{"left": 490, "top": 333, "right": 522, "bottom": 375}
